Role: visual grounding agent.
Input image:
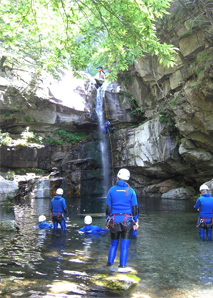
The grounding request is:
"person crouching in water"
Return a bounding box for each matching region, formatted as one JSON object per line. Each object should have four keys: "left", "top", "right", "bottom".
{"left": 35, "top": 215, "right": 53, "bottom": 229}
{"left": 194, "top": 184, "right": 213, "bottom": 241}
{"left": 51, "top": 188, "right": 69, "bottom": 230}
{"left": 106, "top": 168, "right": 139, "bottom": 267}
{"left": 79, "top": 215, "right": 108, "bottom": 235}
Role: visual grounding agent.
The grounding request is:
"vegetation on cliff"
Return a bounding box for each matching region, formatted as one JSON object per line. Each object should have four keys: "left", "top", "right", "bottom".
{"left": 0, "top": 0, "right": 177, "bottom": 80}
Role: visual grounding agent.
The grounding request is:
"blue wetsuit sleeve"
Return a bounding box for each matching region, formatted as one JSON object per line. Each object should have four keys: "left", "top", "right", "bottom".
{"left": 62, "top": 198, "right": 69, "bottom": 217}
{"left": 79, "top": 227, "right": 85, "bottom": 232}
{"left": 194, "top": 198, "right": 201, "bottom": 210}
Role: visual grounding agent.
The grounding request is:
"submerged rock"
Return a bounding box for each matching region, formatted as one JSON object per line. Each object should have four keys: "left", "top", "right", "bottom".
{"left": 93, "top": 271, "right": 140, "bottom": 294}
{"left": 0, "top": 220, "right": 19, "bottom": 231}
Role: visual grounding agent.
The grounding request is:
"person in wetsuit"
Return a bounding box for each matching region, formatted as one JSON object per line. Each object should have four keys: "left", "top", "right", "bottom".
{"left": 106, "top": 168, "right": 139, "bottom": 267}
{"left": 51, "top": 188, "right": 69, "bottom": 230}
{"left": 104, "top": 121, "right": 110, "bottom": 134}
{"left": 194, "top": 184, "right": 213, "bottom": 241}
{"left": 97, "top": 65, "right": 105, "bottom": 79}
{"left": 79, "top": 215, "right": 108, "bottom": 235}
{"left": 35, "top": 215, "right": 53, "bottom": 229}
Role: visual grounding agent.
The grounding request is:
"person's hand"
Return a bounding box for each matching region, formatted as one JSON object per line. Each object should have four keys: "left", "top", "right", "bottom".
{"left": 66, "top": 217, "right": 70, "bottom": 221}
{"left": 133, "top": 221, "right": 139, "bottom": 230}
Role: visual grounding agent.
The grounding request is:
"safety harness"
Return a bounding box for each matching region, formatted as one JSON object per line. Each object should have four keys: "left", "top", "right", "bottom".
{"left": 197, "top": 217, "right": 213, "bottom": 228}
{"left": 107, "top": 213, "right": 133, "bottom": 228}
{"left": 51, "top": 211, "right": 64, "bottom": 223}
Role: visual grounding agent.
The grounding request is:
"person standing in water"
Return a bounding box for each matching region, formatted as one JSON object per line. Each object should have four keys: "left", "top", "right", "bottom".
{"left": 106, "top": 168, "right": 139, "bottom": 268}
{"left": 194, "top": 184, "right": 213, "bottom": 241}
{"left": 51, "top": 188, "right": 69, "bottom": 230}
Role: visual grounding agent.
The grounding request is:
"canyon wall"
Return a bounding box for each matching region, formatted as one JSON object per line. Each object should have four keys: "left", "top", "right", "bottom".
{"left": 0, "top": 1, "right": 212, "bottom": 200}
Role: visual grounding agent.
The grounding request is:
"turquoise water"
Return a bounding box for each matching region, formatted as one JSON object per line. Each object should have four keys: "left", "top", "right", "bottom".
{"left": 0, "top": 197, "right": 213, "bottom": 298}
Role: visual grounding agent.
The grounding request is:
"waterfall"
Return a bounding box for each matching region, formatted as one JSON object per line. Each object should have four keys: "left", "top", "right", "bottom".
{"left": 95, "top": 87, "right": 111, "bottom": 197}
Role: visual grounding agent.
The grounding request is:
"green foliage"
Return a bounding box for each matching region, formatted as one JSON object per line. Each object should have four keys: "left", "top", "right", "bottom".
{"left": 130, "top": 107, "right": 142, "bottom": 117}
{"left": 159, "top": 109, "right": 170, "bottom": 123}
{"left": 158, "top": 108, "right": 175, "bottom": 131}
{"left": 128, "top": 97, "right": 137, "bottom": 104}
{"left": 169, "top": 96, "right": 180, "bottom": 107}
{"left": 45, "top": 130, "right": 87, "bottom": 145}
{"left": 0, "top": 130, "right": 13, "bottom": 145}
{"left": 19, "top": 127, "right": 43, "bottom": 145}
{"left": 196, "top": 51, "right": 211, "bottom": 63}
{"left": 24, "top": 116, "right": 35, "bottom": 123}
{"left": 33, "top": 168, "right": 46, "bottom": 175}
{"left": 16, "top": 168, "right": 28, "bottom": 174}
{"left": 0, "top": 127, "right": 43, "bottom": 146}
{"left": 3, "top": 110, "right": 19, "bottom": 117}
{"left": 54, "top": 129, "right": 87, "bottom": 143}
{"left": 44, "top": 137, "right": 64, "bottom": 145}
{"left": 4, "top": 111, "right": 10, "bottom": 117}
{"left": 6, "top": 170, "right": 15, "bottom": 180}
{"left": 0, "top": 0, "right": 177, "bottom": 80}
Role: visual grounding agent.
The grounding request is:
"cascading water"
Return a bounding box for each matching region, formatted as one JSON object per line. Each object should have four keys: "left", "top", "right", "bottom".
{"left": 95, "top": 87, "right": 111, "bottom": 197}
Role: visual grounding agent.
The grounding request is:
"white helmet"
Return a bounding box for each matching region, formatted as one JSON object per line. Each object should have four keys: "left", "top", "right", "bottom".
{"left": 39, "top": 215, "right": 46, "bottom": 222}
{"left": 56, "top": 188, "right": 63, "bottom": 195}
{"left": 117, "top": 168, "right": 130, "bottom": 181}
{"left": 84, "top": 215, "right": 92, "bottom": 225}
{"left": 199, "top": 184, "right": 209, "bottom": 191}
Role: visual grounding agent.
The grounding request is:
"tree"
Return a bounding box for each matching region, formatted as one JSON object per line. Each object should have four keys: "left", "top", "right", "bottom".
{"left": 0, "top": 0, "right": 177, "bottom": 80}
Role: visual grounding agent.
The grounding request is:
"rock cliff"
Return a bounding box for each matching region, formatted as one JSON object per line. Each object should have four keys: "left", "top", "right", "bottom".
{"left": 102, "top": 1, "right": 213, "bottom": 197}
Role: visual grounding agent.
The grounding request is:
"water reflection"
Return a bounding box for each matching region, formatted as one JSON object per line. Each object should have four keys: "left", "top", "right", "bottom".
{"left": 0, "top": 197, "right": 213, "bottom": 298}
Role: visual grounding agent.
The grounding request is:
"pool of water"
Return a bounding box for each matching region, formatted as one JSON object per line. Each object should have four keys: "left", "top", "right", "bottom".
{"left": 0, "top": 197, "right": 213, "bottom": 298}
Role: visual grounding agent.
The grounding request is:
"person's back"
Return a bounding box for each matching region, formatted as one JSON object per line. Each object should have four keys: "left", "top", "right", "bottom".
{"left": 51, "top": 188, "right": 69, "bottom": 230}
{"left": 106, "top": 168, "right": 139, "bottom": 268}
{"left": 195, "top": 193, "right": 213, "bottom": 217}
{"left": 51, "top": 196, "right": 65, "bottom": 213}
{"left": 194, "top": 184, "right": 213, "bottom": 240}
{"left": 107, "top": 180, "right": 137, "bottom": 223}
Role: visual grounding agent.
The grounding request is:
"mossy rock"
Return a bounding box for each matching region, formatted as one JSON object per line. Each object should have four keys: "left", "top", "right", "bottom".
{"left": 0, "top": 220, "right": 19, "bottom": 231}
{"left": 92, "top": 271, "right": 140, "bottom": 294}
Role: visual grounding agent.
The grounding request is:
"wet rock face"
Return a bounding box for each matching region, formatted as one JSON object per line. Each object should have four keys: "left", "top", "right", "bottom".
{"left": 1, "top": 3, "right": 213, "bottom": 200}
{"left": 0, "top": 71, "right": 104, "bottom": 199}
{"left": 104, "top": 3, "right": 213, "bottom": 197}
{"left": 0, "top": 72, "right": 97, "bottom": 134}
{"left": 0, "top": 176, "right": 19, "bottom": 201}
{"left": 0, "top": 220, "right": 19, "bottom": 231}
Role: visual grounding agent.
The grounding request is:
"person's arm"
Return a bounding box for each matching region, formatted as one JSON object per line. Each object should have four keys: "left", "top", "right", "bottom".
{"left": 194, "top": 198, "right": 201, "bottom": 211}
{"left": 106, "top": 192, "right": 112, "bottom": 227}
{"left": 62, "top": 199, "right": 69, "bottom": 220}
{"left": 131, "top": 189, "right": 139, "bottom": 229}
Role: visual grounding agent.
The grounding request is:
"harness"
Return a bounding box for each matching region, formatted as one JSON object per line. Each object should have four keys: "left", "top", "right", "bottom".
{"left": 197, "top": 217, "right": 213, "bottom": 228}
{"left": 52, "top": 211, "right": 64, "bottom": 222}
{"left": 110, "top": 213, "right": 133, "bottom": 228}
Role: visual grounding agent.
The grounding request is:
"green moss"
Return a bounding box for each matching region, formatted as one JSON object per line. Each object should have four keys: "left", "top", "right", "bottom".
{"left": 126, "top": 274, "right": 141, "bottom": 281}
